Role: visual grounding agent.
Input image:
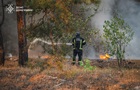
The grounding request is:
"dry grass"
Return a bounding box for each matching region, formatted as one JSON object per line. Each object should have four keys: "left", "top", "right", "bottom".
{"left": 0, "top": 56, "right": 140, "bottom": 90}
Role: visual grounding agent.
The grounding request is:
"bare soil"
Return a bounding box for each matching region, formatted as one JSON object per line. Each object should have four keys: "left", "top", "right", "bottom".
{"left": 0, "top": 58, "right": 140, "bottom": 90}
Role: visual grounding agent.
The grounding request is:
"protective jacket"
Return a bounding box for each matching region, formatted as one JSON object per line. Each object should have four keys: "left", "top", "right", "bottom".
{"left": 72, "top": 36, "right": 86, "bottom": 50}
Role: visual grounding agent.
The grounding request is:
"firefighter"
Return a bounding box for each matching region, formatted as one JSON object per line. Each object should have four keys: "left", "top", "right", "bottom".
{"left": 72, "top": 32, "right": 86, "bottom": 65}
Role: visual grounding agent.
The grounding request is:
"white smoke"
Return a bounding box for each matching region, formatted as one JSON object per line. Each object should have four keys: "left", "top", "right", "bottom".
{"left": 117, "top": 0, "right": 140, "bottom": 59}
{"left": 92, "top": 0, "right": 116, "bottom": 33}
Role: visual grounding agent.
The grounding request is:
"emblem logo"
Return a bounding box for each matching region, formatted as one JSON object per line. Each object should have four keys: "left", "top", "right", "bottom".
{"left": 6, "top": 4, "right": 15, "bottom": 14}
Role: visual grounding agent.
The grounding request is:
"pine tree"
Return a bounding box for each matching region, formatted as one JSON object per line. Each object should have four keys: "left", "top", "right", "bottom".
{"left": 16, "top": 0, "right": 28, "bottom": 66}
{"left": 0, "top": 0, "right": 5, "bottom": 65}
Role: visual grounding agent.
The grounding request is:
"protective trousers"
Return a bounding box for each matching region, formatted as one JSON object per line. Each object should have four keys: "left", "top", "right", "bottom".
{"left": 73, "top": 49, "right": 83, "bottom": 64}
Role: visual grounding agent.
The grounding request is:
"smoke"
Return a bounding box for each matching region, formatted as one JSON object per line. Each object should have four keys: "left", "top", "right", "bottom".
{"left": 92, "top": 0, "right": 116, "bottom": 33}
{"left": 117, "top": 0, "right": 140, "bottom": 59}
{"left": 91, "top": 0, "right": 140, "bottom": 59}
{"left": 85, "top": 0, "right": 116, "bottom": 59}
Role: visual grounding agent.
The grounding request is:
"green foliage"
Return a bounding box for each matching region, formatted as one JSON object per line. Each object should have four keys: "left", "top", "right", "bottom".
{"left": 80, "top": 59, "right": 96, "bottom": 71}
{"left": 103, "top": 15, "right": 134, "bottom": 67}
{"left": 25, "top": 0, "right": 100, "bottom": 55}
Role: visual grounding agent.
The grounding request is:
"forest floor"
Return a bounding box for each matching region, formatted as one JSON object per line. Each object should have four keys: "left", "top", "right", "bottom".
{"left": 0, "top": 56, "right": 140, "bottom": 90}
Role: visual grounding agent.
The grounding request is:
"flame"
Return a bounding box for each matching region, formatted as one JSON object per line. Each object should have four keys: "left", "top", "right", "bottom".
{"left": 40, "top": 55, "right": 51, "bottom": 59}
{"left": 99, "top": 54, "right": 110, "bottom": 60}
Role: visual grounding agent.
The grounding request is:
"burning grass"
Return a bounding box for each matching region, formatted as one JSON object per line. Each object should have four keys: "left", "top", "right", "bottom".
{"left": 99, "top": 53, "right": 110, "bottom": 60}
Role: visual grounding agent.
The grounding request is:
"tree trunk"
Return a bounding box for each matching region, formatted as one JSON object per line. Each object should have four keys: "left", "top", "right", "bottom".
{"left": 23, "top": 1, "right": 28, "bottom": 63}
{"left": 117, "top": 41, "right": 123, "bottom": 68}
{"left": 16, "top": 0, "right": 28, "bottom": 66}
{"left": 49, "top": 30, "right": 56, "bottom": 54}
{"left": 0, "top": 0, "right": 5, "bottom": 66}
{"left": 0, "top": 28, "right": 5, "bottom": 65}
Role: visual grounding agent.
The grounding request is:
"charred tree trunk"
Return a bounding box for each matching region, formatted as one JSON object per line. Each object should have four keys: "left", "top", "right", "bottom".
{"left": 0, "top": 28, "right": 5, "bottom": 66}
{"left": 0, "top": 0, "right": 5, "bottom": 66}
{"left": 16, "top": 0, "right": 28, "bottom": 66}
